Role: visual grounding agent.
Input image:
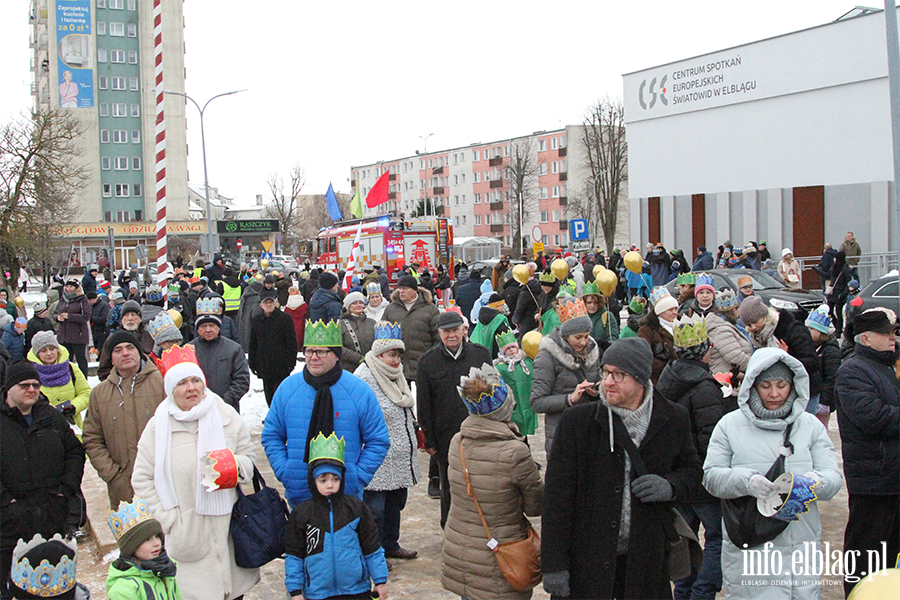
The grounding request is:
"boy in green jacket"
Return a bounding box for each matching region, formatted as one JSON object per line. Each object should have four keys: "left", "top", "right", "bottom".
{"left": 493, "top": 331, "right": 538, "bottom": 437}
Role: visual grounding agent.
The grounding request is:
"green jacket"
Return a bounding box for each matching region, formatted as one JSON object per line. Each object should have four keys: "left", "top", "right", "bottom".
{"left": 107, "top": 558, "right": 181, "bottom": 600}
{"left": 541, "top": 308, "right": 560, "bottom": 336}
{"left": 495, "top": 358, "right": 538, "bottom": 435}
{"left": 620, "top": 324, "right": 639, "bottom": 339}
{"left": 469, "top": 312, "right": 508, "bottom": 359}
{"left": 589, "top": 309, "right": 619, "bottom": 348}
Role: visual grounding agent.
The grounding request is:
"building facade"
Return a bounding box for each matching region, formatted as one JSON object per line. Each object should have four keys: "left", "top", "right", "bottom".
{"left": 29, "top": 0, "right": 191, "bottom": 269}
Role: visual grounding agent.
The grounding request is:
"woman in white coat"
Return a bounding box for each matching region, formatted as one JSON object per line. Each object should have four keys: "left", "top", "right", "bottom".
{"left": 703, "top": 348, "right": 842, "bottom": 600}
{"left": 132, "top": 346, "right": 259, "bottom": 599}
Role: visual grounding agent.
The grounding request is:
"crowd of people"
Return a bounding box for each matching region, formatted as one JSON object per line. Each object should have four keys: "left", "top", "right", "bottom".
{"left": 0, "top": 237, "right": 896, "bottom": 600}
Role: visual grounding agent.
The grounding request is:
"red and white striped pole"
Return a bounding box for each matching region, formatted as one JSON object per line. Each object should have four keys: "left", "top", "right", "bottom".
{"left": 153, "top": 0, "right": 168, "bottom": 284}
{"left": 342, "top": 222, "right": 363, "bottom": 292}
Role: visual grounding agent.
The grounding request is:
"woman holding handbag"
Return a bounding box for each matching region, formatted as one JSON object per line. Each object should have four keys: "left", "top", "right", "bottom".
{"left": 443, "top": 364, "right": 543, "bottom": 600}
{"left": 703, "top": 348, "right": 842, "bottom": 599}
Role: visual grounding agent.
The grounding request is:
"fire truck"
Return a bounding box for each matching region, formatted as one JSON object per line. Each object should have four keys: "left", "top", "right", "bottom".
{"left": 315, "top": 215, "right": 454, "bottom": 283}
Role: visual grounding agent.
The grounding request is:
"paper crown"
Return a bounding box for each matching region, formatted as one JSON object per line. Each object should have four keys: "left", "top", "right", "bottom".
{"left": 304, "top": 319, "right": 342, "bottom": 347}
{"left": 737, "top": 275, "right": 753, "bottom": 288}
{"left": 487, "top": 298, "right": 506, "bottom": 310}
{"left": 458, "top": 363, "right": 511, "bottom": 416}
{"left": 557, "top": 295, "right": 588, "bottom": 324}
{"left": 673, "top": 313, "right": 709, "bottom": 348}
{"left": 374, "top": 321, "right": 402, "bottom": 342}
{"left": 676, "top": 272, "right": 696, "bottom": 285}
{"left": 145, "top": 285, "right": 164, "bottom": 303}
{"left": 201, "top": 449, "right": 239, "bottom": 491}
{"left": 156, "top": 343, "right": 200, "bottom": 378}
{"left": 107, "top": 498, "right": 155, "bottom": 542}
{"left": 715, "top": 289, "right": 739, "bottom": 311}
{"left": 11, "top": 534, "right": 77, "bottom": 598}
{"left": 581, "top": 281, "right": 601, "bottom": 296}
{"left": 539, "top": 272, "right": 556, "bottom": 283}
{"left": 804, "top": 304, "right": 832, "bottom": 334}
{"left": 147, "top": 311, "right": 179, "bottom": 341}
{"left": 628, "top": 296, "right": 647, "bottom": 313}
{"left": 365, "top": 282, "right": 381, "bottom": 295}
{"left": 495, "top": 330, "right": 518, "bottom": 350}
{"left": 649, "top": 286, "right": 673, "bottom": 307}
{"left": 758, "top": 472, "right": 819, "bottom": 522}
{"left": 196, "top": 297, "right": 222, "bottom": 316}
{"left": 309, "top": 432, "right": 345, "bottom": 465}
{"left": 694, "top": 273, "right": 715, "bottom": 291}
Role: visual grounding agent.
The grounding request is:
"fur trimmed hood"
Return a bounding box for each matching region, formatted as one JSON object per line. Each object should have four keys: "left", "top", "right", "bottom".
{"left": 389, "top": 287, "right": 434, "bottom": 305}
{"left": 539, "top": 327, "right": 600, "bottom": 371}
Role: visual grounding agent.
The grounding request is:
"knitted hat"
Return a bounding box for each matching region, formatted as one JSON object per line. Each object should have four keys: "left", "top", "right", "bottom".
{"left": 4, "top": 361, "right": 40, "bottom": 392}
{"left": 343, "top": 291, "right": 366, "bottom": 310}
{"left": 739, "top": 296, "right": 769, "bottom": 325}
{"left": 105, "top": 330, "right": 145, "bottom": 358}
{"left": 319, "top": 272, "right": 339, "bottom": 290}
{"left": 601, "top": 338, "right": 653, "bottom": 388}
{"left": 804, "top": 305, "right": 832, "bottom": 334}
{"left": 147, "top": 311, "right": 182, "bottom": 345}
{"left": 397, "top": 275, "right": 418, "bottom": 290}
{"left": 649, "top": 287, "right": 678, "bottom": 315}
{"left": 14, "top": 317, "right": 27, "bottom": 332}
{"left": 371, "top": 321, "right": 405, "bottom": 355}
{"left": 30, "top": 331, "right": 59, "bottom": 356}
{"left": 848, "top": 279, "right": 860, "bottom": 291}
{"left": 10, "top": 534, "right": 78, "bottom": 598}
{"left": 693, "top": 273, "right": 715, "bottom": 294}
{"left": 264, "top": 274, "right": 276, "bottom": 285}
{"left": 33, "top": 301, "right": 48, "bottom": 315}
{"left": 121, "top": 299, "right": 142, "bottom": 317}
{"left": 756, "top": 360, "right": 794, "bottom": 384}
{"left": 558, "top": 296, "right": 592, "bottom": 337}
{"left": 107, "top": 498, "right": 164, "bottom": 558}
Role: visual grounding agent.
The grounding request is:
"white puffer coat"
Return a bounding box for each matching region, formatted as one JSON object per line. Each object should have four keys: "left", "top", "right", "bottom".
{"left": 703, "top": 348, "right": 842, "bottom": 600}
{"left": 706, "top": 312, "right": 752, "bottom": 378}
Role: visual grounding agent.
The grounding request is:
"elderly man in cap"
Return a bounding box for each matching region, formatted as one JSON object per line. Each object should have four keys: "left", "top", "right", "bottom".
{"left": 97, "top": 299, "right": 154, "bottom": 381}
{"left": 189, "top": 297, "right": 250, "bottom": 412}
{"left": 0, "top": 361, "right": 84, "bottom": 594}
{"left": 541, "top": 337, "right": 702, "bottom": 599}
{"left": 309, "top": 271, "right": 342, "bottom": 322}
{"left": 82, "top": 330, "right": 164, "bottom": 508}
{"left": 249, "top": 288, "right": 298, "bottom": 406}
{"left": 383, "top": 275, "right": 440, "bottom": 383}
{"left": 262, "top": 319, "right": 389, "bottom": 506}
{"left": 417, "top": 310, "right": 492, "bottom": 528}
{"left": 834, "top": 308, "right": 900, "bottom": 596}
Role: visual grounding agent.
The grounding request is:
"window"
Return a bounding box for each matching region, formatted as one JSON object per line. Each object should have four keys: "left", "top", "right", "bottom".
{"left": 552, "top": 185, "right": 560, "bottom": 198}
{"left": 493, "top": 191, "right": 501, "bottom": 201}
{"left": 129, "top": 77, "right": 139, "bottom": 91}
{"left": 109, "top": 22, "right": 125, "bottom": 36}
{"left": 110, "top": 49, "right": 125, "bottom": 63}
{"left": 542, "top": 234, "right": 549, "bottom": 245}
{"left": 112, "top": 77, "right": 126, "bottom": 91}
{"left": 475, "top": 215, "right": 482, "bottom": 225}
{"left": 102, "top": 183, "right": 112, "bottom": 197}
{"left": 474, "top": 193, "right": 481, "bottom": 204}
{"left": 128, "top": 50, "right": 137, "bottom": 64}
{"left": 110, "top": 0, "right": 124, "bottom": 8}
{"left": 127, "top": 23, "right": 137, "bottom": 37}
{"left": 459, "top": 152, "right": 465, "bottom": 163}
{"left": 539, "top": 140, "right": 547, "bottom": 152}
{"left": 97, "top": 49, "right": 107, "bottom": 62}
{"left": 100, "top": 129, "right": 110, "bottom": 143}
{"left": 419, "top": 160, "right": 425, "bottom": 170}
{"left": 552, "top": 161, "right": 559, "bottom": 174}
{"left": 101, "top": 157, "right": 111, "bottom": 170}
{"left": 453, "top": 175, "right": 458, "bottom": 185}
{"left": 428, "top": 159, "right": 433, "bottom": 168}
{"left": 460, "top": 215, "right": 466, "bottom": 225}
{"left": 474, "top": 172, "right": 480, "bottom": 183}
{"left": 560, "top": 136, "right": 567, "bottom": 148}
{"left": 554, "top": 235, "right": 560, "bottom": 246}
{"left": 104, "top": 211, "right": 112, "bottom": 222}
{"left": 560, "top": 233, "right": 568, "bottom": 246}
{"left": 484, "top": 171, "right": 490, "bottom": 182}
{"left": 540, "top": 187, "right": 548, "bottom": 199}
{"left": 873, "top": 281, "right": 899, "bottom": 297}
{"left": 131, "top": 130, "right": 140, "bottom": 143}
{"left": 560, "top": 184, "right": 567, "bottom": 197}
{"left": 453, "top": 154, "right": 457, "bottom": 165}
{"left": 552, "top": 210, "right": 559, "bottom": 222}
{"left": 504, "top": 146, "right": 509, "bottom": 157}
{"left": 98, "top": 76, "right": 108, "bottom": 90}
{"left": 97, "top": 21, "right": 106, "bottom": 35}
{"left": 130, "top": 103, "right": 140, "bottom": 117}
{"left": 113, "top": 103, "right": 127, "bottom": 116}
{"left": 539, "top": 163, "right": 547, "bottom": 175}
{"left": 97, "top": 0, "right": 106, "bottom": 7}
{"left": 115, "top": 184, "right": 130, "bottom": 197}
{"left": 127, "top": 0, "right": 136, "bottom": 9}
{"left": 115, "top": 157, "right": 128, "bottom": 170}
{"left": 460, "top": 174, "right": 465, "bottom": 183}
{"left": 461, "top": 194, "right": 466, "bottom": 204}
{"left": 113, "top": 130, "right": 127, "bottom": 143}
{"left": 454, "top": 195, "right": 459, "bottom": 206}
{"left": 133, "top": 184, "right": 142, "bottom": 197}
{"left": 117, "top": 210, "right": 130, "bottom": 221}
{"left": 552, "top": 137, "right": 558, "bottom": 150}
{"left": 540, "top": 211, "right": 549, "bottom": 223}
{"left": 132, "top": 156, "right": 141, "bottom": 170}
{"left": 561, "top": 160, "right": 567, "bottom": 172}
{"left": 99, "top": 103, "right": 109, "bottom": 117}
{"left": 472, "top": 150, "right": 479, "bottom": 161}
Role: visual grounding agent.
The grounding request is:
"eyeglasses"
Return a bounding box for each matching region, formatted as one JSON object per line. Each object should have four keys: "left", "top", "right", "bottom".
{"left": 303, "top": 348, "right": 332, "bottom": 359}
{"left": 16, "top": 382, "right": 41, "bottom": 390}
{"left": 601, "top": 369, "right": 628, "bottom": 383}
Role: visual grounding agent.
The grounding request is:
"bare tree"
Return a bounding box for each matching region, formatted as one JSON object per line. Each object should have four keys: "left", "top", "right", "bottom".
{"left": 263, "top": 164, "right": 305, "bottom": 253}
{"left": 505, "top": 139, "right": 541, "bottom": 255}
{"left": 571, "top": 96, "right": 628, "bottom": 255}
{"left": 0, "top": 110, "right": 86, "bottom": 289}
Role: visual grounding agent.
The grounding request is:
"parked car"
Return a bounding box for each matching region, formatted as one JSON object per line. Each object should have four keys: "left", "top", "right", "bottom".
{"left": 248, "top": 259, "right": 300, "bottom": 280}
{"left": 468, "top": 258, "right": 525, "bottom": 281}
{"left": 665, "top": 269, "right": 826, "bottom": 321}
{"left": 855, "top": 270, "right": 900, "bottom": 314}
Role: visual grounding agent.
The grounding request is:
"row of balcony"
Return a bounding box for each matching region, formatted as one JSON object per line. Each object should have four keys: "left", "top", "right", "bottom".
{"left": 485, "top": 220, "right": 568, "bottom": 233}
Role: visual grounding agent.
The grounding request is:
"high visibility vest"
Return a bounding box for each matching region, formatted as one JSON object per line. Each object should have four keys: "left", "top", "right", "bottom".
{"left": 221, "top": 282, "right": 241, "bottom": 312}
{"left": 193, "top": 267, "right": 203, "bottom": 279}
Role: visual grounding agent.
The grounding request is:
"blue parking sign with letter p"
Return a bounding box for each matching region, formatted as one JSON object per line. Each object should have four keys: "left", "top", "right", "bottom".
{"left": 570, "top": 219, "right": 589, "bottom": 241}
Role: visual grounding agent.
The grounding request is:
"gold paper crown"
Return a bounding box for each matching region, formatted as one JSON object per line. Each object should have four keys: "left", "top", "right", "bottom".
{"left": 308, "top": 432, "right": 345, "bottom": 465}
{"left": 304, "top": 319, "right": 342, "bottom": 347}
{"left": 557, "top": 296, "right": 588, "bottom": 324}
{"left": 673, "top": 313, "right": 709, "bottom": 348}
{"left": 157, "top": 343, "right": 200, "bottom": 378}
{"left": 107, "top": 498, "right": 156, "bottom": 542}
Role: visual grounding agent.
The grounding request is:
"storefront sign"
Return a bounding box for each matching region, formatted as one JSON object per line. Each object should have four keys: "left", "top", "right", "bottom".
{"left": 53, "top": 221, "right": 209, "bottom": 237}
{"left": 217, "top": 219, "right": 279, "bottom": 234}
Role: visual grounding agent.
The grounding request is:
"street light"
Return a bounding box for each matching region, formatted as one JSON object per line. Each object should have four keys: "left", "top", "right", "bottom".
{"left": 419, "top": 133, "right": 434, "bottom": 216}
{"left": 164, "top": 88, "right": 246, "bottom": 259}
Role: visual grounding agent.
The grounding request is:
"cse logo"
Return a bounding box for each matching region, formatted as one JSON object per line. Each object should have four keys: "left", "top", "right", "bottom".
{"left": 639, "top": 75, "right": 668, "bottom": 110}
{"left": 225, "top": 221, "right": 238, "bottom": 232}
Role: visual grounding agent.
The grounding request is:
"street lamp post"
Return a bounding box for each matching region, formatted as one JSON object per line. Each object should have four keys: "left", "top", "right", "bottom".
{"left": 419, "top": 133, "right": 434, "bottom": 216}
{"left": 164, "top": 89, "right": 246, "bottom": 259}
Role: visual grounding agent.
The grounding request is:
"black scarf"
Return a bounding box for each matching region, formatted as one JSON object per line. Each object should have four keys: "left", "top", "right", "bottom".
{"left": 303, "top": 360, "right": 344, "bottom": 462}
{"left": 118, "top": 549, "right": 178, "bottom": 578}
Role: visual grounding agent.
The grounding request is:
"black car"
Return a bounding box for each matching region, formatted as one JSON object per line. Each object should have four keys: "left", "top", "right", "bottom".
{"left": 856, "top": 272, "right": 900, "bottom": 314}
{"left": 665, "top": 269, "right": 826, "bottom": 321}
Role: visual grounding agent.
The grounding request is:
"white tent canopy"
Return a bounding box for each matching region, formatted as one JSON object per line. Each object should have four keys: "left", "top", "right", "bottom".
{"left": 452, "top": 237, "right": 502, "bottom": 263}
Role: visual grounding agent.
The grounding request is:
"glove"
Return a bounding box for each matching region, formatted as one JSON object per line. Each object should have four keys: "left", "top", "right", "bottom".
{"left": 56, "top": 400, "right": 74, "bottom": 413}
{"left": 749, "top": 474, "right": 777, "bottom": 499}
{"left": 543, "top": 570, "right": 570, "bottom": 597}
{"left": 631, "top": 474, "right": 674, "bottom": 503}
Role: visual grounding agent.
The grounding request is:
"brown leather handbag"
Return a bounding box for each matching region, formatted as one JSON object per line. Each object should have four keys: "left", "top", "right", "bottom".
{"left": 458, "top": 441, "right": 542, "bottom": 591}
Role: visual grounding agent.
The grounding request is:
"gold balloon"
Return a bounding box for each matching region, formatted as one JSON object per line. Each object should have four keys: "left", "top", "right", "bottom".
{"left": 624, "top": 251, "right": 643, "bottom": 274}
{"left": 167, "top": 309, "right": 183, "bottom": 329}
{"left": 512, "top": 264, "right": 530, "bottom": 285}
{"left": 597, "top": 270, "right": 618, "bottom": 296}
{"left": 13, "top": 296, "right": 24, "bottom": 308}
{"left": 847, "top": 569, "right": 900, "bottom": 600}
{"left": 592, "top": 264, "right": 606, "bottom": 278}
{"left": 260, "top": 259, "right": 270, "bottom": 269}
{"left": 522, "top": 331, "right": 542, "bottom": 360}
{"left": 551, "top": 259, "right": 569, "bottom": 281}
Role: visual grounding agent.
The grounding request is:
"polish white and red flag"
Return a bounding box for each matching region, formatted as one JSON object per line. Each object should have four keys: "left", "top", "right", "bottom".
{"left": 342, "top": 221, "right": 363, "bottom": 292}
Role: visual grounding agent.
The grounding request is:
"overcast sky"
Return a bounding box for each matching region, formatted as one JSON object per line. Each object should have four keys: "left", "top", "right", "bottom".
{"left": 0, "top": 0, "right": 864, "bottom": 207}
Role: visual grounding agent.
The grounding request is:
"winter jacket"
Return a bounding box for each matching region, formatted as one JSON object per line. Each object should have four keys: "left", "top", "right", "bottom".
{"left": 657, "top": 358, "right": 736, "bottom": 503}
{"left": 106, "top": 558, "right": 181, "bottom": 600}
{"left": 382, "top": 288, "right": 440, "bottom": 381}
{"left": 834, "top": 343, "right": 900, "bottom": 495}
{"left": 27, "top": 345, "right": 91, "bottom": 433}
{"left": 355, "top": 364, "right": 420, "bottom": 491}
{"left": 772, "top": 309, "right": 823, "bottom": 398}
{"left": 1, "top": 323, "right": 25, "bottom": 363}
{"left": 501, "top": 277, "right": 520, "bottom": 316}
{"left": 82, "top": 360, "right": 164, "bottom": 508}
{"left": 703, "top": 349, "right": 842, "bottom": 600}
{"left": 706, "top": 313, "right": 752, "bottom": 378}
{"left": 90, "top": 298, "right": 110, "bottom": 338}
{"left": 0, "top": 396, "right": 85, "bottom": 548}
{"left": 24, "top": 315, "right": 54, "bottom": 353}
{"left": 512, "top": 279, "right": 542, "bottom": 337}
{"left": 839, "top": 239, "right": 862, "bottom": 267}
{"left": 828, "top": 265, "right": 854, "bottom": 302}
{"left": 778, "top": 258, "right": 802, "bottom": 289}
{"left": 454, "top": 274, "right": 484, "bottom": 323}
{"left": 54, "top": 291, "right": 92, "bottom": 345}
{"left": 542, "top": 391, "right": 702, "bottom": 600}
{"left": 495, "top": 356, "right": 538, "bottom": 436}
{"left": 815, "top": 338, "right": 842, "bottom": 411}
{"left": 692, "top": 251, "right": 714, "bottom": 271}
{"left": 530, "top": 328, "right": 602, "bottom": 455}
{"left": 97, "top": 325, "right": 155, "bottom": 381}
{"left": 648, "top": 249, "right": 671, "bottom": 287}
{"left": 815, "top": 247, "right": 837, "bottom": 278}
{"left": 469, "top": 307, "right": 511, "bottom": 360}
{"left": 81, "top": 272, "right": 98, "bottom": 296}
{"left": 275, "top": 277, "right": 293, "bottom": 307}
{"left": 302, "top": 275, "right": 319, "bottom": 304}
{"left": 203, "top": 256, "right": 225, "bottom": 283}
{"left": 236, "top": 282, "right": 262, "bottom": 353}
{"left": 262, "top": 368, "right": 390, "bottom": 506}
{"left": 248, "top": 309, "right": 297, "bottom": 379}
{"left": 308, "top": 287, "right": 343, "bottom": 323}
{"left": 131, "top": 393, "right": 260, "bottom": 600}
{"left": 588, "top": 307, "right": 619, "bottom": 350}
{"left": 378, "top": 268, "right": 390, "bottom": 297}
{"left": 189, "top": 334, "right": 250, "bottom": 411}
{"left": 284, "top": 470, "right": 388, "bottom": 600}
{"left": 340, "top": 312, "right": 376, "bottom": 373}
{"left": 470, "top": 279, "right": 496, "bottom": 324}
{"left": 637, "top": 321, "right": 676, "bottom": 385}
{"left": 46, "top": 286, "right": 62, "bottom": 332}
{"left": 285, "top": 295, "right": 309, "bottom": 349}
{"left": 416, "top": 340, "right": 492, "bottom": 463}
{"left": 443, "top": 417, "right": 543, "bottom": 600}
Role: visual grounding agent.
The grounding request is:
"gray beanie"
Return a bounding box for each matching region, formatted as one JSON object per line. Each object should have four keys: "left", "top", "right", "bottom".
{"left": 739, "top": 296, "right": 769, "bottom": 325}
{"left": 560, "top": 314, "right": 592, "bottom": 337}
{"left": 601, "top": 337, "right": 653, "bottom": 388}
{"left": 30, "top": 331, "right": 60, "bottom": 356}
{"left": 755, "top": 360, "right": 794, "bottom": 385}
{"left": 121, "top": 299, "right": 142, "bottom": 317}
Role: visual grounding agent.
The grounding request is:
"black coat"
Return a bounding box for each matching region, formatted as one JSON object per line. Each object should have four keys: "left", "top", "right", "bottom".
{"left": 302, "top": 277, "right": 318, "bottom": 304}
{"left": 815, "top": 338, "right": 842, "bottom": 410}
{"left": 773, "top": 309, "right": 823, "bottom": 397}
{"left": 512, "top": 279, "right": 542, "bottom": 336}
{"left": 248, "top": 309, "right": 297, "bottom": 380}
{"left": 541, "top": 393, "right": 701, "bottom": 599}
{"left": 501, "top": 278, "right": 520, "bottom": 317}
{"left": 416, "top": 340, "right": 491, "bottom": 463}
{"left": 24, "top": 315, "right": 54, "bottom": 354}
{"left": 834, "top": 344, "right": 900, "bottom": 495}
{"left": 454, "top": 276, "right": 483, "bottom": 324}
{"left": 0, "top": 396, "right": 85, "bottom": 547}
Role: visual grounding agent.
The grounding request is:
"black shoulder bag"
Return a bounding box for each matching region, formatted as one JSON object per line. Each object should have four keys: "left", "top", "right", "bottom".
{"left": 721, "top": 422, "right": 793, "bottom": 549}
{"left": 230, "top": 465, "right": 290, "bottom": 568}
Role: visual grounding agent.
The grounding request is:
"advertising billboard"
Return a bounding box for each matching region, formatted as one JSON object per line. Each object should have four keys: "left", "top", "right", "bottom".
{"left": 56, "top": 0, "right": 94, "bottom": 109}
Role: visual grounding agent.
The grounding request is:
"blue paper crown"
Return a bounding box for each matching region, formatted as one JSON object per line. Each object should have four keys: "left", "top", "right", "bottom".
{"left": 458, "top": 364, "right": 511, "bottom": 416}
{"left": 694, "top": 273, "right": 715, "bottom": 290}
{"left": 147, "top": 311, "right": 178, "bottom": 340}
{"left": 11, "top": 534, "right": 77, "bottom": 598}
{"left": 145, "top": 285, "right": 164, "bottom": 303}
{"left": 649, "top": 286, "right": 672, "bottom": 307}
{"left": 804, "top": 304, "right": 832, "bottom": 334}
{"left": 366, "top": 282, "right": 381, "bottom": 295}
{"left": 715, "top": 289, "right": 739, "bottom": 311}
{"left": 374, "top": 321, "right": 402, "bottom": 341}
{"left": 107, "top": 498, "right": 156, "bottom": 542}
{"left": 196, "top": 297, "right": 222, "bottom": 316}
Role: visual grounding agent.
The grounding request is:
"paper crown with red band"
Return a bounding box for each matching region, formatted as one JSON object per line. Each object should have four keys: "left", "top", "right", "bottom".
{"left": 158, "top": 344, "right": 207, "bottom": 398}
{"left": 201, "top": 449, "right": 239, "bottom": 491}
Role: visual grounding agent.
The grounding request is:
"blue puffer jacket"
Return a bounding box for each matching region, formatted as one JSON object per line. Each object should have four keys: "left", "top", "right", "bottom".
{"left": 1, "top": 323, "right": 24, "bottom": 363}
{"left": 262, "top": 369, "right": 390, "bottom": 506}
{"left": 308, "top": 288, "right": 342, "bottom": 323}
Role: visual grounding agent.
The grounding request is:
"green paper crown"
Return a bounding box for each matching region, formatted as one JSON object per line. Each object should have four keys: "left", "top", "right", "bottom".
{"left": 304, "top": 319, "right": 342, "bottom": 347}
{"left": 495, "top": 330, "right": 517, "bottom": 349}
{"left": 581, "top": 281, "right": 601, "bottom": 296}
{"left": 539, "top": 272, "right": 556, "bottom": 283}
{"left": 309, "top": 432, "right": 345, "bottom": 465}
{"left": 673, "top": 314, "right": 709, "bottom": 348}
{"left": 676, "top": 272, "right": 696, "bottom": 285}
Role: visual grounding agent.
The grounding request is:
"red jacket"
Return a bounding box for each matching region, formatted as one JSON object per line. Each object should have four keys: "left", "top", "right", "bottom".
{"left": 284, "top": 303, "right": 309, "bottom": 348}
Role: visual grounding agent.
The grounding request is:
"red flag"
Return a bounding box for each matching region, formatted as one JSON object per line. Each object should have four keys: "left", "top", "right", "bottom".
{"left": 342, "top": 222, "right": 363, "bottom": 292}
{"left": 366, "top": 172, "right": 390, "bottom": 208}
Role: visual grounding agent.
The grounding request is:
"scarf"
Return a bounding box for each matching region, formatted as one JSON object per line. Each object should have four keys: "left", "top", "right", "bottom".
{"left": 63, "top": 291, "right": 76, "bottom": 301}
{"left": 125, "top": 550, "right": 178, "bottom": 578}
{"left": 35, "top": 361, "right": 71, "bottom": 388}
{"left": 494, "top": 348, "right": 530, "bottom": 376}
{"left": 747, "top": 385, "right": 798, "bottom": 420}
{"left": 153, "top": 393, "right": 231, "bottom": 515}
{"left": 303, "top": 361, "right": 344, "bottom": 463}
{"left": 750, "top": 310, "right": 780, "bottom": 349}
{"left": 659, "top": 317, "right": 675, "bottom": 336}
{"left": 365, "top": 350, "right": 414, "bottom": 407}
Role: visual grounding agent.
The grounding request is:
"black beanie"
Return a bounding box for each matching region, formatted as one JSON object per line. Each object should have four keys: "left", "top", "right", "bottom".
{"left": 601, "top": 337, "right": 653, "bottom": 388}
{"left": 105, "top": 330, "right": 145, "bottom": 357}
{"left": 397, "top": 275, "right": 418, "bottom": 290}
{"left": 4, "top": 361, "right": 40, "bottom": 392}
{"left": 319, "top": 272, "right": 338, "bottom": 290}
